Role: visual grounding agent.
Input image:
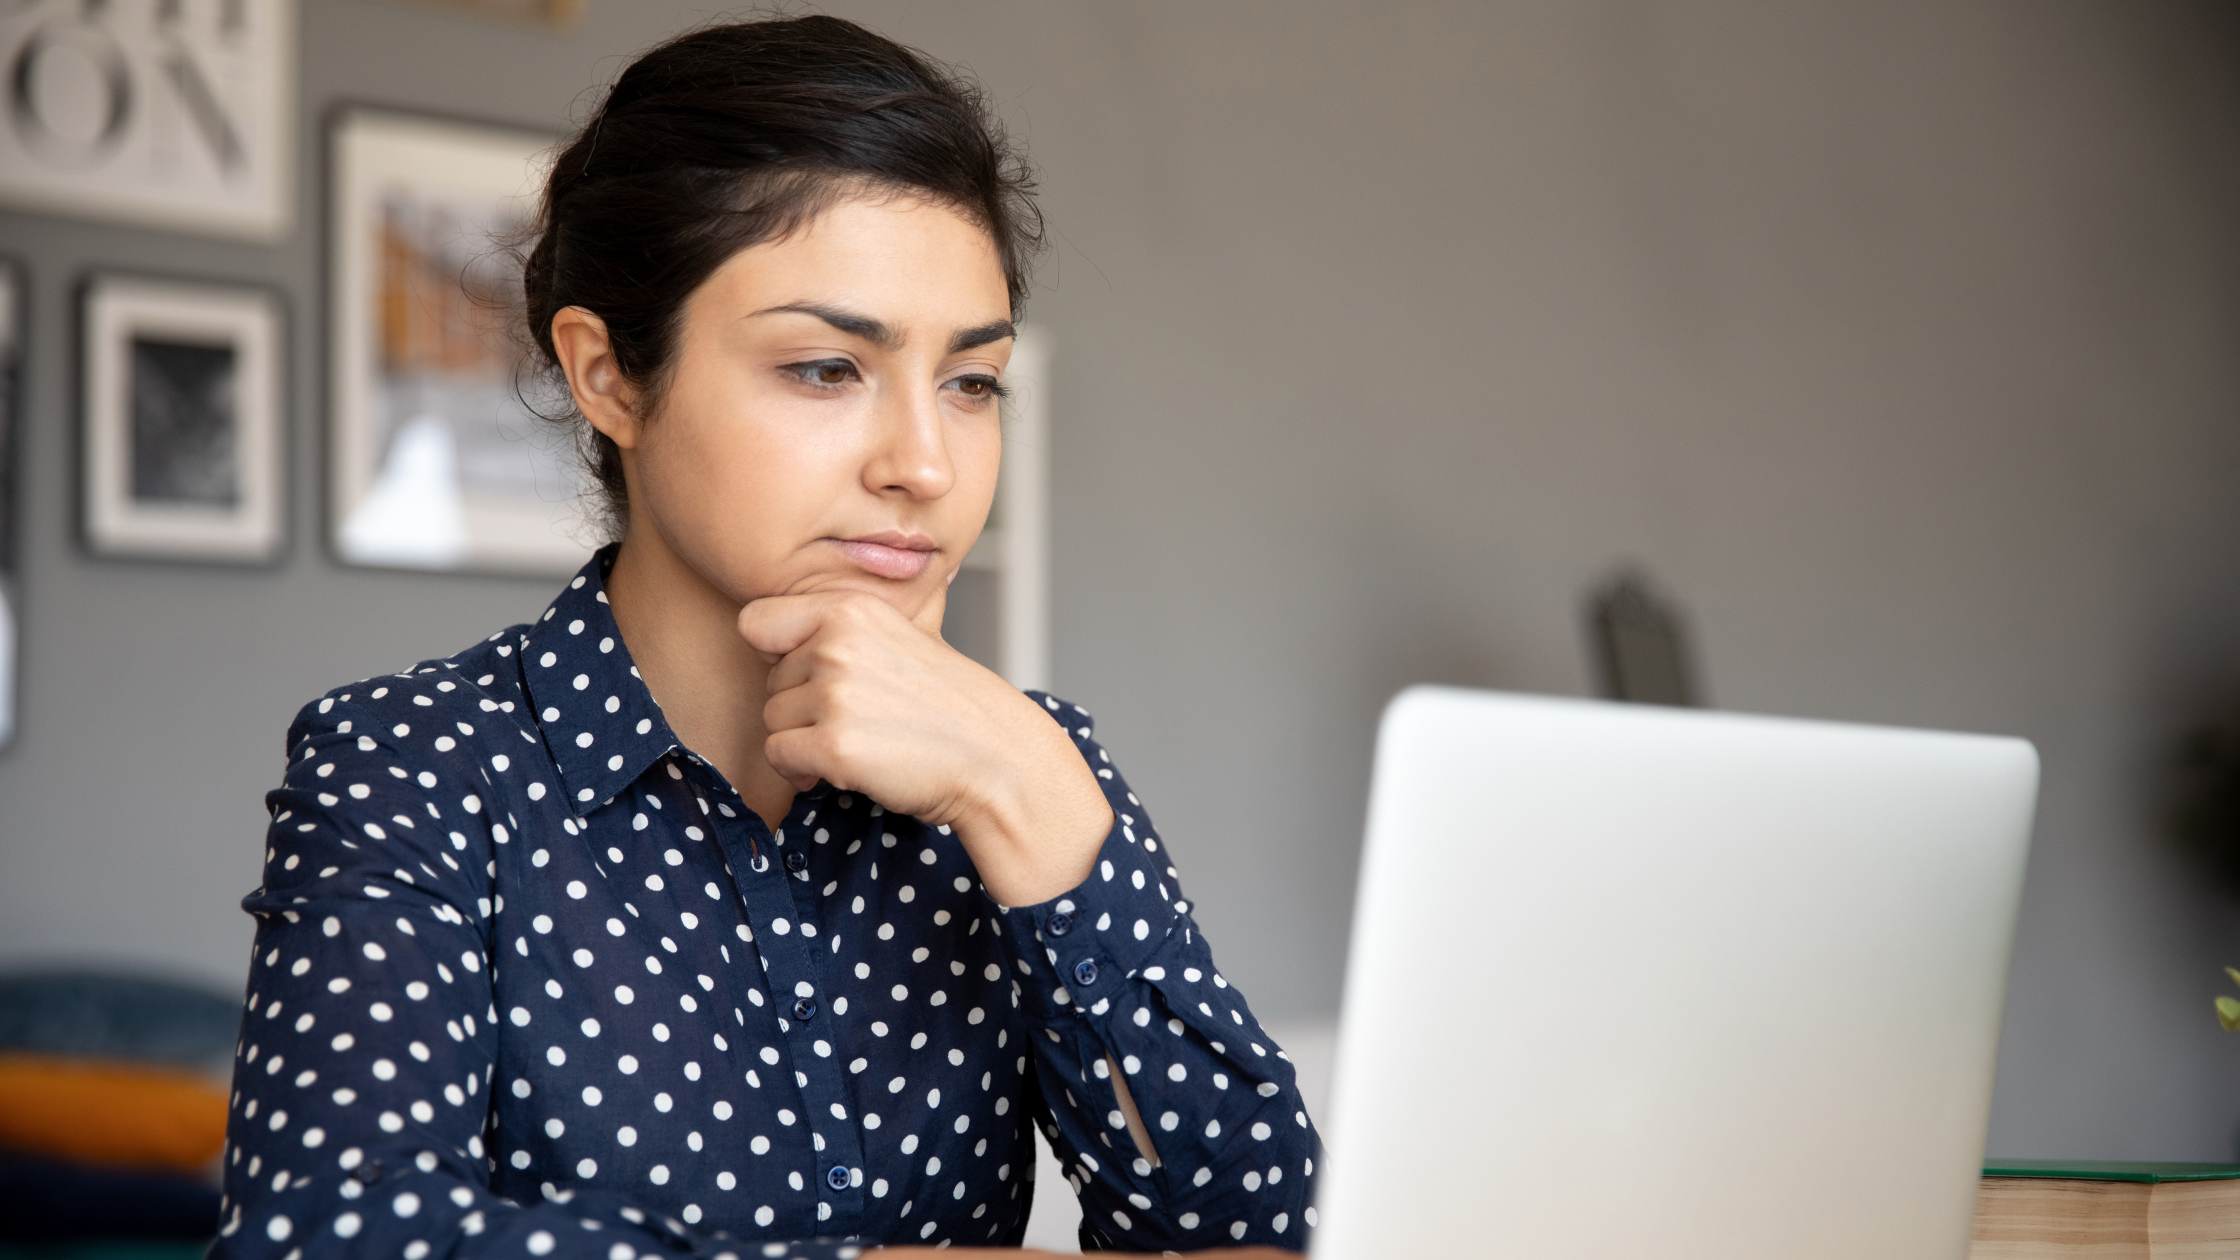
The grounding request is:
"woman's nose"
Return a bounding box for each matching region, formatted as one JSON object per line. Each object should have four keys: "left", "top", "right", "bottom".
{"left": 862, "top": 383, "right": 955, "bottom": 501}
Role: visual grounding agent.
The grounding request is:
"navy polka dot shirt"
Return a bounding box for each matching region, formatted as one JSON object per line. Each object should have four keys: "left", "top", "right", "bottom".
{"left": 214, "top": 546, "right": 1322, "bottom": 1260}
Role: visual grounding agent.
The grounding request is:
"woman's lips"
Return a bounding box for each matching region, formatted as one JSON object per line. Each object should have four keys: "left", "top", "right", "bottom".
{"left": 830, "top": 537, "right": 934, "bottom": 580}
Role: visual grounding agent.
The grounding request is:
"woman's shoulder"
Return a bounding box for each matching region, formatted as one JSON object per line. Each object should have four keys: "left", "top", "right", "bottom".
{"left": 282, "top": 623, "right": 537, "bottom": 755}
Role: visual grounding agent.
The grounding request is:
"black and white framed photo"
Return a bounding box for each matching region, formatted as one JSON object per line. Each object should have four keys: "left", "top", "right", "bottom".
{"left": 0, "top": 1, "right": 294, "bottom": 240}
{"left": 0, "top": 258, "right": 22, "bottom": 748}
{"left": 81, "top": 273, "right": 286, "bottom": 564}
{"left": 329, "top": 107, "right": 590, "bottom": 576}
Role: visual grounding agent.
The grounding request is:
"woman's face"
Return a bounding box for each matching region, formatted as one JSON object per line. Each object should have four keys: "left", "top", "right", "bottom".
{"left": 613, "top": 194, "right": 1013, "bottom": 622}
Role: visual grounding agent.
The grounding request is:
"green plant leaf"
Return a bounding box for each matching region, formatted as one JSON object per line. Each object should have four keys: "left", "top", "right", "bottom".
{"left": 2217, "top": 995, "right": 2240, "bottom": 1032}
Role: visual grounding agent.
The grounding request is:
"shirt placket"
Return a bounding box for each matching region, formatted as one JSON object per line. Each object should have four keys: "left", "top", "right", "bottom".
{"left": 706, "top": 794, "right": 866, "bottom": 1240}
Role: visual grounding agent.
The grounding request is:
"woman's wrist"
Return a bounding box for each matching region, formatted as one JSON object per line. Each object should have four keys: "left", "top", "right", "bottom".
{"left": 953, "top": 704, "right": 1113, "bottom": 906}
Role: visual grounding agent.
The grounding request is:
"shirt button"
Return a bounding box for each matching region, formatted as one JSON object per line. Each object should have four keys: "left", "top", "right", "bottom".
{"left": 351, "top": 1159, "right": 383, "bottom": 1185}
{"left": 1046, "top": 911, "right": 1073, "bottom": 937}
{"left": 826, "top": 1165, "right": 851, "bottom": 1192}
{"left": 1072, "top": 957, "right": 1099, "bottom": 987}
{"left": 793, "top": 997, "right": 817, "bottom": 1021}
{"left": 784, "top": 851, "right": 807, "bottom": 873}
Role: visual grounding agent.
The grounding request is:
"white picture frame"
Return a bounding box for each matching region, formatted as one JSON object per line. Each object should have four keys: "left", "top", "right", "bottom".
{"left": 328, "top": 106, "right": 591, "bottom": 577}
{"left": 80, "top": 273, "right": 287, "bottom": 564}
{"left": 0, "top": 0, "right": 295, "bottom": 241}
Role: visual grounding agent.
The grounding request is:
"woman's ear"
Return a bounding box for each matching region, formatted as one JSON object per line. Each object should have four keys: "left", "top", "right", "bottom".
{"left": 550, "top": 306, "right": 643, "bottom": 450}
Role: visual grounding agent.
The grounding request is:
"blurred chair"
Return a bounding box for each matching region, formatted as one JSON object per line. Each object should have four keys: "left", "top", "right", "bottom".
{"left": 0, "top": 971, "right": 235, "bottom": 1254}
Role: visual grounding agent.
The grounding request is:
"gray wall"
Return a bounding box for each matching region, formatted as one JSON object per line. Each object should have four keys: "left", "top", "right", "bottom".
{"left": 5, "top": 0, "right": 2240, "bottom": 1162}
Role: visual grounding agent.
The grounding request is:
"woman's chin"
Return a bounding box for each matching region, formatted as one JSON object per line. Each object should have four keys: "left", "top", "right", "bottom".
{"left": 776, "top": 568, "right": 937, "bottom": 615}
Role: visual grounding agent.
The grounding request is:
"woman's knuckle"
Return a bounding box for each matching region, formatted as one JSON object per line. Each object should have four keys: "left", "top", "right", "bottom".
{"left": 823, "top": 725, "right": 863, "bottom": 768}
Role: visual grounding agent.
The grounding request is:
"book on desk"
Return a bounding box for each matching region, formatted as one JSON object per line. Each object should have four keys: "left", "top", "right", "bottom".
{"left": 1974, "top": 1160, "right": 2240, "bottom": 1258}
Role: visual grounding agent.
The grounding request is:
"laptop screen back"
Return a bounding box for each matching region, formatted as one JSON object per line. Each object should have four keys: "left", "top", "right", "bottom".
{"left": 1312, "top": 687, "right": 2037, "bottom": 1260}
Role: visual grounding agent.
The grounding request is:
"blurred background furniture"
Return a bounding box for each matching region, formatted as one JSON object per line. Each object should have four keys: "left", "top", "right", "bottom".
{"left": 0, "top": 971, "right": 234, "bottom": 1255}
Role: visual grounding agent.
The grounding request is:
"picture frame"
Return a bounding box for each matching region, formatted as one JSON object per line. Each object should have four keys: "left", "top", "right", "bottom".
{"left": 0, "top": 257, "right": 23, "bottom": 748}
{"left": 79, "top": 273, "right": 287, "bottom": 565}
{"left": 327, "top": 106, "right": 591, "bottom": 577}
{"left": 0, "top": 0, "right": 294, "bottom": 241}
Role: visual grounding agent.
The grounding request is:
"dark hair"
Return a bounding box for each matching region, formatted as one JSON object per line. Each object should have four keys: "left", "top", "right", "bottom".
{"left": 521, "top": 15, "right": 1043, "bottom": 533}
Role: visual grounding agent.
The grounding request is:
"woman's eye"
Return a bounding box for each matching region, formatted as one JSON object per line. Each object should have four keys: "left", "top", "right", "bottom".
{"left": 787, "top": 360, "right": 859, "bottom": 387}
{"left": 950, "top": 374, "right": 1008, "bottom": 401}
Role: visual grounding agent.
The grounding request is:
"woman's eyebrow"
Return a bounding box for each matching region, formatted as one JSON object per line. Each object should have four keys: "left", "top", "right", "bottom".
{"left": 750, "top": 306, "right": 1013, "bottom": 356}
{"left": 947, "top": 319, "right": 1016, "bottom": 354}
{"left": 753, "top": 303, "right": 900, "bottom": 350}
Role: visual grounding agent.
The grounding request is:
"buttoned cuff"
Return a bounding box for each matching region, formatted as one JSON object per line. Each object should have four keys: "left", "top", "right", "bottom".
{"left": 988, "top": 810, "right": 1186, "bottom": 1022}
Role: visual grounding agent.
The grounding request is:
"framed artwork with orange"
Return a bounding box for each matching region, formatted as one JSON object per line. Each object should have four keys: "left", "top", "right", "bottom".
{"left": 327, "top": 107, "right": 590, "bottom": 577}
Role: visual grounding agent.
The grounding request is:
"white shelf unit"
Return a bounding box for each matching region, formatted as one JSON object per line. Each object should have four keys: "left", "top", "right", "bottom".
{"left": 958, "top": 325, "right": 1052, "bottom": 693}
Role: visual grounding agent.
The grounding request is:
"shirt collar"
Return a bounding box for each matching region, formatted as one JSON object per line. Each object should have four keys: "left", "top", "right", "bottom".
{"left": 520, "top": 544, "right": 681, "bottom": 815}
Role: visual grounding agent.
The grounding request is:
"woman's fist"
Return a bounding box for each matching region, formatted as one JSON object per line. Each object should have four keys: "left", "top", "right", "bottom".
{"left": 738, "top": 589, "right": 1112, "bottom": 906}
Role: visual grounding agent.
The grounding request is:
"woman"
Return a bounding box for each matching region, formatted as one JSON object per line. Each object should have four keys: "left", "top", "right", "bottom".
{"left": 215, "top": 16, "right": 1319, "bottom": 1260}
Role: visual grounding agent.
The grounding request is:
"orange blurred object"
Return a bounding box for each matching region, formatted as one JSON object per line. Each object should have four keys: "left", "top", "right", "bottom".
{"left": 0, "top": 1053, "right": 228, "bottom": 1173}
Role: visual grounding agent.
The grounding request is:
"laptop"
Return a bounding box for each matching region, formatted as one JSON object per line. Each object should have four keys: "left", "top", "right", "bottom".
{"left": 1311, "top": 687, "right": 2038, "bottom": 1260}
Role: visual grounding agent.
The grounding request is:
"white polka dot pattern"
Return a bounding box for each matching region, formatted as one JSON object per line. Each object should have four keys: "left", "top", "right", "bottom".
{"left": 213, "top": 546, "right": 1321, "bottom": 1260}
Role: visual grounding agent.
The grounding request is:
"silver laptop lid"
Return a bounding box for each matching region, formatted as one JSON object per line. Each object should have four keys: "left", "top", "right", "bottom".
{"left": 1313, "top": 687, "right": 2037, "bottom": 1260}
